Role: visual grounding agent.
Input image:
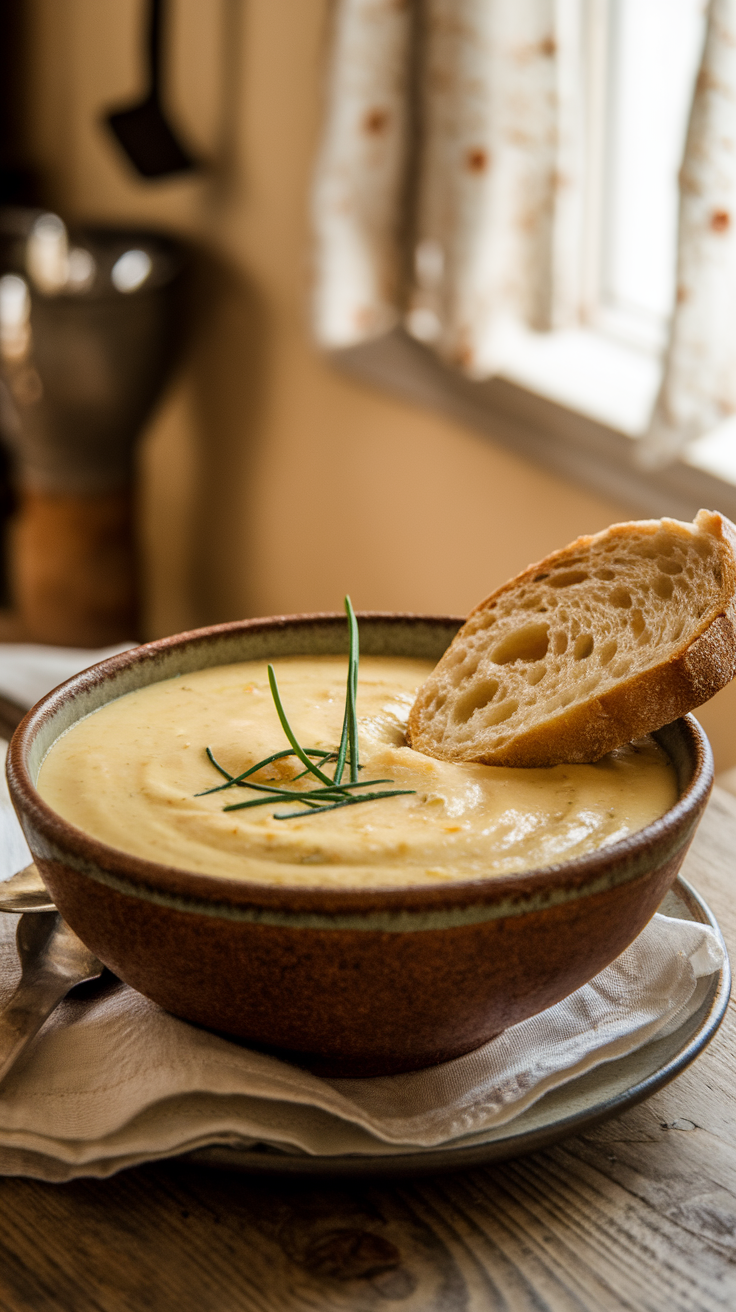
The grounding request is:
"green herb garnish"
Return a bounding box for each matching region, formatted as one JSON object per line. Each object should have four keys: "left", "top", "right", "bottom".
{"left": 198, "top": 596, "right": 415, "bottom": 820}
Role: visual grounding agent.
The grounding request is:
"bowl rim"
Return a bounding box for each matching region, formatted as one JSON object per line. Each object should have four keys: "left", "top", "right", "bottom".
{"left": 6, "top": 611, "right": 714, "bottom": 916}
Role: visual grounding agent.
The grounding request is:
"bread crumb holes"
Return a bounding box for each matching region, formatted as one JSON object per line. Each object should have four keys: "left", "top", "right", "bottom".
{"left": 451, "top": 679, "right": 500, "bottom": 723}
{"left": 490, "top": 622, "right": 549, "bottom": 665}
{"left": 548, "top": 570, "right": 589, "bottom": 589}
{"left": 481, "top": 700, "right": 518, "bottom": 727}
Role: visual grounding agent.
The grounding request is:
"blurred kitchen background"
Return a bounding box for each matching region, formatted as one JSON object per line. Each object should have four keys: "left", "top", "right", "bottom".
{"left": 2, "top": 0, "right": 736, "bottom": 771}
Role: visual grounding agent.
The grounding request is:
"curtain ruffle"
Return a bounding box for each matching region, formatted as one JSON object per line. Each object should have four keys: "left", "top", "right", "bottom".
{"left": 641, "top": 0, "right": 736, "bottom": 467}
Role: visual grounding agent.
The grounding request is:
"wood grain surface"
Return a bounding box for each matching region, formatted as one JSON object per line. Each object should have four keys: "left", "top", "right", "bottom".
{"left": 0, "top": 791, "right": 734, "bottom": 1311}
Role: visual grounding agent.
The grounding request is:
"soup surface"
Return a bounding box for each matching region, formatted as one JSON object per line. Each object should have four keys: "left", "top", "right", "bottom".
{"left": 37, "top": 656, "right": 678, "bottom": 888}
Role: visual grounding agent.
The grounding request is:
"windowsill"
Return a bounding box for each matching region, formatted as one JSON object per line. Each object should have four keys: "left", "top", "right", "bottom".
{"left": 687, "top": 420, "right": 736, "bottom": 486}
{"left": 491, "top": 325, "right": 661, "bottom": 439}
{"left": 331, "top": 326, "right": 736, "bottom": 521}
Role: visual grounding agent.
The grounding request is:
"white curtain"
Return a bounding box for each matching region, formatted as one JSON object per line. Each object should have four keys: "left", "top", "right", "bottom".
{"left": 642, "top": 0, "right": 736, "bottom": 466}
{"left": 312, "top": 0, "right": 579, "bottom": 371}
{"left": 406, "top": 0, "right": 559, "bottom": 377}
{"left": 313, "top": 0, "right": 736, "bottom": 468}
{"left": 311, "top": 0, "right": 412, "bottom": 347}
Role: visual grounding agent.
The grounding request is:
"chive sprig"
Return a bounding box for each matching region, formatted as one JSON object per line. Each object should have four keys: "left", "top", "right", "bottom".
{"left": 198, "top": 596, "right": 415, "bottom": 821}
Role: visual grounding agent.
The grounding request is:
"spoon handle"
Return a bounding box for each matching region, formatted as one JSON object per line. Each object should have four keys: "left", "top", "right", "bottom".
{"left": 0, "top": 915, "right": 102, "bottom": 1087}
{"left": 0, "top": 968, "right": 73, "bottom": 1086}
{"left": 0, "top": 863, "right": 56, "bottom": 914}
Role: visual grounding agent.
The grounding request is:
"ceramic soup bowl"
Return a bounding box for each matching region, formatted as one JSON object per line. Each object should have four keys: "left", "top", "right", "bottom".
{"left": 6, "top": 613, "right": 713, "bottom": 1076}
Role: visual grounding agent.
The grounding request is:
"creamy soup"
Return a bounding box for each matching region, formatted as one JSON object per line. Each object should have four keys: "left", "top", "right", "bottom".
{"left": 37, "top": 656, "right": 678, "bottom": 888}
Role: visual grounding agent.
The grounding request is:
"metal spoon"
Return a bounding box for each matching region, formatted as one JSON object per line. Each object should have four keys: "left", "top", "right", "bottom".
{"left": 0, "top": 866, "right": 105, "bottom": 1086}
{"left": 0, "top": 912, "right": 103, "bottom": 1086}
{"left": 0, "top": 863, "right": 56, "bottom": 913}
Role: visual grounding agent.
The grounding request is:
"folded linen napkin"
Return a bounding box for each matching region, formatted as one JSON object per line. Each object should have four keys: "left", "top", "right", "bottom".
{"left": 0, "top": 642, "right": 133, "bottom": 711}
{"left": 0, "top": 645, "right": 725, "bottom": 1181}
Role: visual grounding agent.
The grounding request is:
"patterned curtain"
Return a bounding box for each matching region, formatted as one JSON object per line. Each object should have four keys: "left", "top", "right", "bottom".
{"left": 314, "top": 0, "right": 735, "bottom": 470}
{"left": 312, "top": 0, "right": 577, "bottom": 374}
{"left": 641, "top": 0, "right": 736, "bottom": 466}
{"left": 311, "top": 0, "right": 413, "bottom": 348}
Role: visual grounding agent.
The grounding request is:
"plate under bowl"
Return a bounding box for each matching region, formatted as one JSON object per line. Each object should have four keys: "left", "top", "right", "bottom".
{"left": 184, "top": 875, "right": 729, "bottom": 1176}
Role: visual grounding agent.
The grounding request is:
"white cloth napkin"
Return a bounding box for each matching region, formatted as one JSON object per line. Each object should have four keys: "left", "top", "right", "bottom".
{"left": 0, "top": 645, "right": 725, "bottom": 1181}
{"left": 0, "top": 642, "right": 133, "bottom": 711}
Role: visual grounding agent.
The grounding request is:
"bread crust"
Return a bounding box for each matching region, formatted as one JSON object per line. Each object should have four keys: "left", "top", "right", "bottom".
{"left": 407, "top": 510, "right": 736, "bottom": 767}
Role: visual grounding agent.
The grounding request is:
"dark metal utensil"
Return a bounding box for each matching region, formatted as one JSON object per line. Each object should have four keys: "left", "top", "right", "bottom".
{"left": 105, "top": 0, "right": 197, "bottom": 179}
{"left": 0, "top": 864, "right": 56, "bottom": 913}
{"left": 0, "top": 912, "right": 103, "bottom": 1087}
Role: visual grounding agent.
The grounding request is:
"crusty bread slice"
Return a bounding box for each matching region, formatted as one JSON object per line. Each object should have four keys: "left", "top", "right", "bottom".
{"left": 407, "top": 509, "right": 736, "bottom": 767}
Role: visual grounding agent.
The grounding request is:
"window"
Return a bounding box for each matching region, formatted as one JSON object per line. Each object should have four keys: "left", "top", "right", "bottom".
{"left": 590, "top": 0, "right": 706, "bottom": 352}
{"left": 336, "top": 0, "right": 736, "bottom": 516}
{"left": 489, "top": 0, "right": 708, "bottom": 438}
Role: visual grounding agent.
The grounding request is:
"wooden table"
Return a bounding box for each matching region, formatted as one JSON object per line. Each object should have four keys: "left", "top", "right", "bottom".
{"left": 0, "top": 792, "right": 734, "bottom": 1312}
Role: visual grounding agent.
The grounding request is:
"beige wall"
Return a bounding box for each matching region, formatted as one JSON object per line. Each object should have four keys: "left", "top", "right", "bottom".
{"left": 22, "top": 0, "right": 736, "bottom": 769}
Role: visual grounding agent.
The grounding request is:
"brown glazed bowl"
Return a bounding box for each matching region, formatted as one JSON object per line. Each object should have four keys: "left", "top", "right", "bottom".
{"left": 6, "top": 613, "right": 714, "bottom": 1076}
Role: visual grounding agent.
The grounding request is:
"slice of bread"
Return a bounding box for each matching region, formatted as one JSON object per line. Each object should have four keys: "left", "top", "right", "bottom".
{"left": 407, "top": 509, "right": 736, "bottom": 767}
